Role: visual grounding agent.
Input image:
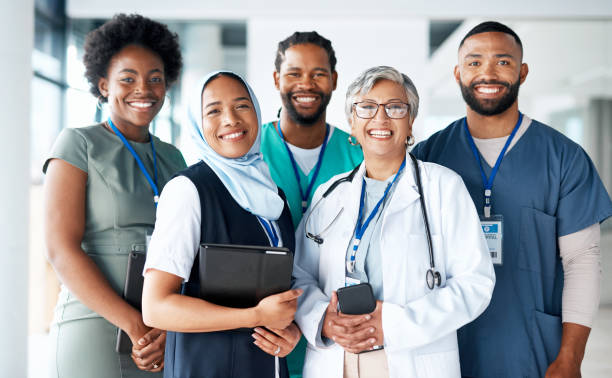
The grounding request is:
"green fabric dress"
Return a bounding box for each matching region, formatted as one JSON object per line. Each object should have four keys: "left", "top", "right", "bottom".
{"left": 43, "top": 124, "right": 186, "bottom": 378}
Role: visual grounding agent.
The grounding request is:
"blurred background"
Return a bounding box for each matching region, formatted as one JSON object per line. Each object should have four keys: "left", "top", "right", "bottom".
{"left": 1, "top": 0, "right": 611, "bottom": 376}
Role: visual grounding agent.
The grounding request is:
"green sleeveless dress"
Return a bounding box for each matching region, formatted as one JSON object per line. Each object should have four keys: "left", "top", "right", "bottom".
{"left": 43, "top": 124, "right": 186, "bottom": 378}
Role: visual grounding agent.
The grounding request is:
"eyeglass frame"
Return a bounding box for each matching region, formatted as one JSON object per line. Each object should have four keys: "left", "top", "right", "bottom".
{"left": 352, "top": 100, "right": 412, "bottom": 119}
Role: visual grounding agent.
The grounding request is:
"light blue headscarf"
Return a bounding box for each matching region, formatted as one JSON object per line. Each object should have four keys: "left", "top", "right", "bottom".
{"left": 188, "top": 71, "right": 284, "bottom": 220}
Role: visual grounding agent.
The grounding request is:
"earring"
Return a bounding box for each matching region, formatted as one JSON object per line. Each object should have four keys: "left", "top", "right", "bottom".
{"left": 406, "top": 135, "right": 415, "bottom": 146}
{"left": 96, "top": 95, "right": 105, "bottom": 110}
{"left": 348, "top": 135, "right": 359, "bottom": 146}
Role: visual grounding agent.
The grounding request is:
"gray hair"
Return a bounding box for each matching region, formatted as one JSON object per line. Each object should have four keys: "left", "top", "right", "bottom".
{"left": 345, "top": 66, "right": 419, "bottom": 124}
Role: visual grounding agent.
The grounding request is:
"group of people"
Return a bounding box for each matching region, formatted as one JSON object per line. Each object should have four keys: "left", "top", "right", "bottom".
{"left": 42, "top": 13, "right": 612, "bottom": 378}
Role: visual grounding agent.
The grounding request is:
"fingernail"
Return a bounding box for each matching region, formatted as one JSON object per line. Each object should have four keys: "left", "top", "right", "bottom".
{"left": 254, "top": 327, "right": 262, "bottom": 333}
{"left": 332, "top": 336, "right": 336, "bottom": 341}
{"left": 251, "top": 333, "right": 258, "bottom": 339}
{"left": 370, "top": 338, "right": 375, "bottom": 344}
{"left": 369, "top": 328, "right": 375, "bottom": 333}
{"left": 138, "top": 338, "right": 146, "bottom": 346}
{"left": 365, "top": 315, "right": 371, "bottom": 320}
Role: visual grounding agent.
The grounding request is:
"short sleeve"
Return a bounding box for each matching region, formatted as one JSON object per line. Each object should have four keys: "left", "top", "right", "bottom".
{"left": 557, "top": 146, "right": 612, "bottom": 236}
{"left": 144, "top": 176, "right": 202, "bottom": 281}
{"left": 42, "top": 127, "right": 88, "bottom": 174}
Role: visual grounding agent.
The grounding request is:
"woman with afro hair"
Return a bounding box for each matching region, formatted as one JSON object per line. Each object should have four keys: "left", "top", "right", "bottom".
{"left": 43, "top": 14, "right": 186, "bottom": 378}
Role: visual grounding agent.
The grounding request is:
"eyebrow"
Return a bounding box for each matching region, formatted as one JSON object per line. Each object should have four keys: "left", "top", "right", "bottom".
{"left": 203, "top": 97, "right": 251, "bottom": 109}
{"left": 285, "top": 66, "right": 329, "bottom": 72}
{"left": 119, "top": 68, "right": 163, "bottom": 74}
{"left": 465, "top": 53, "right": 516, "bottom": 59}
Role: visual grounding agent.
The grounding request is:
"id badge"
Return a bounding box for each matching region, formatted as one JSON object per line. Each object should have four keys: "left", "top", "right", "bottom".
{"left": 480, "top": 214, "right": 503, "bottom": 265}
{"left": 345, "top": 276, "right": 361, "bottom": 287}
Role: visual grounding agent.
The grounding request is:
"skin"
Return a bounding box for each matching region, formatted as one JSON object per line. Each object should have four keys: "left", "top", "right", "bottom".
{"left": 141, "top": 75, "right": 302, "bottom": 356}
{"left": 319, "top": 78, "right": 415, "bottom": 353}
{"left": 455, "top": 31, "right": 528, "bottom": 139}
{"left": 44, "top": 44, "right": 169, "bottom": 372}
{"left": 98, "top": 44, "right": 167, "bottom": 143}
{"left": 457, "top": 32, "right": 589, "bottom": 378}
{"left": 273, "top": 43, "right": 338, "bottom": 149}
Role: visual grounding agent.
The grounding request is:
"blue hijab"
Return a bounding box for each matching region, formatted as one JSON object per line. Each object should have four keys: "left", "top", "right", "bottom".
{"left": 187, "top": 71, "right": 284, "bottom": 220}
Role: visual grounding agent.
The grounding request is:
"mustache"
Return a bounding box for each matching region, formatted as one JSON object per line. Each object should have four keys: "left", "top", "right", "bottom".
{"left": 470, "top": 80, "right": 511, "bottom": 89}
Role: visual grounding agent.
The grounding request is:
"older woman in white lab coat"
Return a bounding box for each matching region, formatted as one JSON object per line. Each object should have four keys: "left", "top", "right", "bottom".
{"left": 292, "top": 66, "right": 495, "bottom": 378}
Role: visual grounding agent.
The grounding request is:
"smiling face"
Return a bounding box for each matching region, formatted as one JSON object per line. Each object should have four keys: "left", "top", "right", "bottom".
{"left": 454, "top": 31, "right": 528, "bottom": 116}
{"left": 274, "top": 43, "right": 337, "bottom": 125}
{"left": 201, "top": 75, "right": 258, "bottom": 159}
{"left": 98, "top": 44, "right": 166, "bottom": 131}
{"left": 350, "top": 79, "right": 412, "bottom": 162}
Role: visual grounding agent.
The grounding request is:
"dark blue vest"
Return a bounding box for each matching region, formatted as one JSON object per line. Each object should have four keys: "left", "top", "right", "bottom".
{"left": 163, "top": 161, "right": 294, "bottom": 378}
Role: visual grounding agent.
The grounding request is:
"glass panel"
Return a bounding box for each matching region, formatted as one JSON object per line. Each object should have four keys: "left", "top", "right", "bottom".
{"left": 31, "top": 77, "right": 62, "bottom": 183}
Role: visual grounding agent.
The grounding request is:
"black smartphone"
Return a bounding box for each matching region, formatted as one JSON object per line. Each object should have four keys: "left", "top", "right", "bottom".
{"left": 336, "top": 283, "right": 376, "bottom": 315}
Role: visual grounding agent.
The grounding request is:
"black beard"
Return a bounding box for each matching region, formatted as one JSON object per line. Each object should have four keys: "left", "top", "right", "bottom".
{"left": 460, "top": 77, "right": 520, "bottom": 116}
{"left": 280, "top": 90, "right": 331, "bottom": 126}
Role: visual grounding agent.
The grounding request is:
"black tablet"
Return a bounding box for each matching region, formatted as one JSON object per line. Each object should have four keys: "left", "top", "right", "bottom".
{"left": 198, "top": 243, "right": 293, "bottom": 308}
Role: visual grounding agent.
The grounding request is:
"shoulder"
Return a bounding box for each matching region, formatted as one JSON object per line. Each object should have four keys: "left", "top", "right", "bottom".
{"left": 151, "top": 136, "right": 186, "bottom": 168}
{"left": 411, "top": 119, "right": 463, "bottom": 159}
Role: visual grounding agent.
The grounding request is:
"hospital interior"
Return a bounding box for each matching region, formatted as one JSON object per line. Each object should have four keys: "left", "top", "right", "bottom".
{"left": 2, "top": 0, "right": 611, "bottom": 376}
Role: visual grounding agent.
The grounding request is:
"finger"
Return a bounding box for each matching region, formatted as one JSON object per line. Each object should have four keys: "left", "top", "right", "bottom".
{"left": 253, "top": 327, "right": 284, "bottom": 346}
{"left": 133, "top": 346, "right": 164, "bottom": 368}
{"left": 276, "top": 288, "right": 303, "bottom": 302}
{"left": 132, "top": 331, "right": 166, "bottom": 359}
{"left": 253, "top": 338, "right": 282, "bottom": 357}
{"left": 149, "top": 360, "right": 164, "bottom": 372}
{"left": 136, "top": 327, "right": 163, "bottom": 348}
{"left": 329, "top": 291, "right": 338, "bottom": 311}
{"left": 335, "top": 313, "right": 372, "bottom": 328}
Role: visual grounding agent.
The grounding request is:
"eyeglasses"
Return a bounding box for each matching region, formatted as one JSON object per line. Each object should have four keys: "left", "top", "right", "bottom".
{"left": 353, "top": 101, "right": 410, "bottom": 119}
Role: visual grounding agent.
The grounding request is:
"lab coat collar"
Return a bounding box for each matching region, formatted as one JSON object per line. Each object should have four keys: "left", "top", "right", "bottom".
{"left": 341, "top": 151, "right": 422, "bottom": 223}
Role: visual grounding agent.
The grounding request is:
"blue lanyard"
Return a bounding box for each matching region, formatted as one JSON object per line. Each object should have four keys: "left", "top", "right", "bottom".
{"left": 348, "top": 159, "right": 406, "bottom": 272}
{"left": 257, "top": 216, "right": 279, "bottom": 247}
{"left": 463, "top": 113, "right": 523, "bottom": 218}
{"left": 107, "top": 118, "right": 159, "bottom": 206}
{"left": 277, "top": 121, "right": 330, "bottom": 213}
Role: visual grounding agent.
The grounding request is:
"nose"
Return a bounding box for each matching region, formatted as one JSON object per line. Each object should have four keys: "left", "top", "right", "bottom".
{"left": 135, "top": 78, "right": 152, "bottom": 94}
{"left": 222, "top": 107, "right": 240, "bottom": 127}
{"left": 295, "top": 74, "right": 315, "bottom": 91}
{"left": 479, "top": 61, "right": 498, "bottom": 80}
{"left": 373, "top": 104, "right": 390, "bottom": 121}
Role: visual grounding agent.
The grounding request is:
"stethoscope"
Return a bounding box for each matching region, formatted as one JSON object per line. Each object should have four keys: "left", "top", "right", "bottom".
{"left": 305, "top": 153, "right": 442, "bottom": 290}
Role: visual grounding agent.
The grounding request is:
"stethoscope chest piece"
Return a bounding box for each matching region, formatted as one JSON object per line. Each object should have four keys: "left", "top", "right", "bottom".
{"left": 426, "top": 268, "right": 442, "bottom": 290}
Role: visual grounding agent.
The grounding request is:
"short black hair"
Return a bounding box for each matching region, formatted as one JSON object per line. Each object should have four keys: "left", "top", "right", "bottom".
{"left": 274, "top": 31, "right": 337, "bottom": 72}
{"left": 459, "top": 21, "right": 523, "bottom": 54}
{"left": 83, "top": 13, "right": 182, "bottom": 101}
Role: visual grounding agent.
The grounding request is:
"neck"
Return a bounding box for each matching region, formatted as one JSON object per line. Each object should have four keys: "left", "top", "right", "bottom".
{"left": 107, "top": 117, "right": 150, "bottom": 143}
{"left": 364, "top": 151, "right": 405, "bottom": 181}
{"left": 278, "top": 110, "right": 327, "bottom": 149}
{"left": 465, "top": 102, "right": 520, "bottom": 139}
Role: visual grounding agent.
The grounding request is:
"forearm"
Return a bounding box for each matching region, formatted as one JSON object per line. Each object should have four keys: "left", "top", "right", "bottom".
{"left": 48, "top": 245, "right": 142, "bottom": 335}
{"left": 558, "top": 322, "right": 590, "bottom": 364}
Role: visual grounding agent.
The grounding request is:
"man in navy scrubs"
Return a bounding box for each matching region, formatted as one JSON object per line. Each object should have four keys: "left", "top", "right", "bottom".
{"left": 412, "top": 21, "right": 612, "bottom": 377}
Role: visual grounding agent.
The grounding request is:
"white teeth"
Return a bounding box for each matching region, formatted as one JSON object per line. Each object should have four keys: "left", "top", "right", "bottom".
{"left": 295, "top": 96, "right": 316, "bottom": 103}
{"left": 129, "top": 102, "right": 153, "bottom": 108}
{"left": 368, "top": 130, "right": 392, "bottom": 138}
{"left": 221, "top": 131, "right": 245, "bottom": 140}
{"left": 477, "top": 87, "right": 500, "bottom": 94}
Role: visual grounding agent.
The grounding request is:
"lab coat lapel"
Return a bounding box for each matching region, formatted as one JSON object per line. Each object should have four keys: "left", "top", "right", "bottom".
{"left": 384, "top": 152, "right": 421, "bottom": 218}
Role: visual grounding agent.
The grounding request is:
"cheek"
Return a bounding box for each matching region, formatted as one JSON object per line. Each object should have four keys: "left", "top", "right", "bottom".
{"left": 201, "top": 120, "right": 218, "bottom": 145}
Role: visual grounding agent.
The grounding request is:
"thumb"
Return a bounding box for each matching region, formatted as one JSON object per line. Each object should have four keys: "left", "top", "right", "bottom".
{"left": 328, "top": 291, "right": 338, "bottom": 313}
{"left": 277, "top": 288, "right": 303, "bottom": 302}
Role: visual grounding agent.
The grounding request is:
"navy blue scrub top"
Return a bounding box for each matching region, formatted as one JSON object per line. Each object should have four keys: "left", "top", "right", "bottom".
{"left": 412, "top": 117, "right": 612, "bottom": 378}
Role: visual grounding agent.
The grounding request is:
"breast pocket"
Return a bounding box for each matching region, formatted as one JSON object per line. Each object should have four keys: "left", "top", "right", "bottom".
{"left": 518, "top": 207, "right": 557, "bottom": 277}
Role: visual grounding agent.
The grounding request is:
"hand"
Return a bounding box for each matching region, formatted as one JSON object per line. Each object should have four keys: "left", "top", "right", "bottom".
{"left": 321, "top": 291, "right": 377, "bottom": 354}
{"left": 545, "top": 355, "right": 581, "bottom": 378}
{"left": 254, "top": 289, "right": 303, "bottom": 329}
{"left": 131, "top": 328, "right": 166, "bottom": 372}
{"left": 358, "top": 300, "right": 384, "bottom": 353}
{"left": 252, "top": 322, "right": 302, "bottom": 357}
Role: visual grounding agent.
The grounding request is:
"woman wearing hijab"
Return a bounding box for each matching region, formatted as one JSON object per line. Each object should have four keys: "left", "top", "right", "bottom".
{"left": 141, "top": 71, "right": 302, "bottom": 378}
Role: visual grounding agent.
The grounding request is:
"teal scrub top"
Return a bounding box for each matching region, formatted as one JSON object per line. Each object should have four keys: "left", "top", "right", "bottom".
{"left": 260, "top": 121, "right": 363, "bottom": 228}
{"left": 412, "top": 117, "right": 612, "bottom": 378}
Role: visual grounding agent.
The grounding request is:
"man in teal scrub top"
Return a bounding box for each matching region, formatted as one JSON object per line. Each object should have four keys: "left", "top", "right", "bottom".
{"left": 261, "top": 31, "right": 363, "bottom": 229}
{"left": 260, "top": 31, "right": 363, "bottom": 378}
{"left": 412, "top": 21, "right": 612, "bottom": 378}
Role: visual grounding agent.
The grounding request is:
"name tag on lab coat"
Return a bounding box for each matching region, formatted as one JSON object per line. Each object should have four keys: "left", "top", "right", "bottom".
{"left": 480, "top": 215, "right": 503, "bottom": 265}
{"left": 345, "top": 277, "right": 361, "bottom": 287}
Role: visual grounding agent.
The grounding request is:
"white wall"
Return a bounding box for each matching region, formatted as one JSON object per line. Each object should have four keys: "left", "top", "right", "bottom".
{"left": 247, "top": 17, "right": 429, "bottom": 134}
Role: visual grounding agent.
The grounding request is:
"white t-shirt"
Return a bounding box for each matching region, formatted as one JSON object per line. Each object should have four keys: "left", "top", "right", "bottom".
{"left": 285, "top": 127, "right": 335, "bottom": 175}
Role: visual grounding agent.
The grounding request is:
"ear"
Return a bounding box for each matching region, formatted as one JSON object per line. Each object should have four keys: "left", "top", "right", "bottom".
{"left": 273, "top": 71, "right": 280, "bottom": 90}
{"left": 519, "top": 63, "right": 529, "bottom": 85}
{"left": 331, "top": 71, "right": 338, "bottom": 91}
{"left": 453, "top": 65, "right": 461, "bottom": 85}
{"left": 98, "top": 77, "right": 109, "bottom": 98}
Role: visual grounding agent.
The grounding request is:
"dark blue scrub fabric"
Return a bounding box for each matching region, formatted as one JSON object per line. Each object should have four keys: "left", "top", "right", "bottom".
{"left": 412, "top": 118, "right": 612, "bottom": 378}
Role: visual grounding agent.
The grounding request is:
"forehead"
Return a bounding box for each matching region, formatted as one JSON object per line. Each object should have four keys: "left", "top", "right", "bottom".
{"left": 459, "top": 32, "right": 522, "bottom": 59}
{"left": 109, "top": 44, "right": 163, "bottom": 70}
{"left": 358, "top": 79, "right": 408, "bottom": 101}
{"left": 280, "top": 43, "right": 331, "bottom": 71}
{"left": 201, "top": 75, "right": 250, "bottom": 103}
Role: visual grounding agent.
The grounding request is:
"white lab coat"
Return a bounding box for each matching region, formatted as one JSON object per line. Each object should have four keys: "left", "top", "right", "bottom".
{"left": 293, "top": 153, "right": 495, "bottom": 378}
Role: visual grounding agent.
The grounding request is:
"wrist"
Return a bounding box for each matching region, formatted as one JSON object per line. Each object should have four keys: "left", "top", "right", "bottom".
{"left": 247, "top": 306, "right": 261, "bottom": 328}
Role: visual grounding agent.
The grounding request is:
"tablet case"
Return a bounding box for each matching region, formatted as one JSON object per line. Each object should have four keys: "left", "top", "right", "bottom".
{"left": 116, "top": 247, "right": 146, "bottom": 353}
{"left": 198, "top": 243, "right": 293, "bottom": 309}
{"left": 336, "top": 282, "right": 376, "bottom": 315}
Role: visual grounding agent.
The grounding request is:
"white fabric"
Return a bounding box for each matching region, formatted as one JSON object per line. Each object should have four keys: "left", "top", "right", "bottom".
{"left": 473, "top": 115, "right": 602, "bottom": 328}
{"left": 187, "top": 71, "right": 284, "bottom": 220}
{"left": 284, "top": 127, "right": 335, "bottom": 175}
{"left": 144, "top": 175, "right": 282, "bottom": 282}
{"left": 293, "top": 153, "right": 496, "bottom": 378}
